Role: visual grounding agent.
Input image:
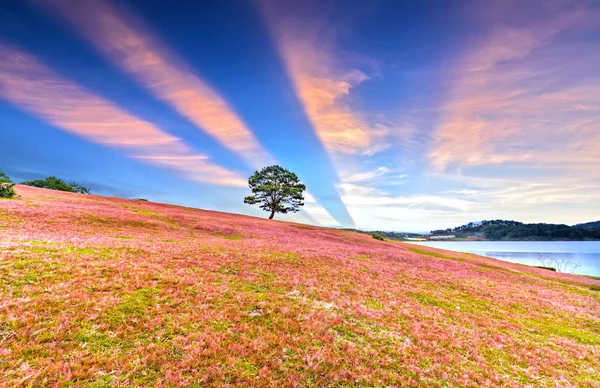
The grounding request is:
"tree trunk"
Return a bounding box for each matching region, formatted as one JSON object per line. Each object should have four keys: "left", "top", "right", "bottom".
{"left": 269, "top": 209, "right": 275, "bottom": 219}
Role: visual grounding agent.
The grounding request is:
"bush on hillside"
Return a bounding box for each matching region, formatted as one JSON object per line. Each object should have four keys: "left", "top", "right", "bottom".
{"left": 21, "top": 176, "right": 90, "bottom": 194}
{"left": 534, "top": 266, "right": 557, "bottom": 271}
{"left": 372, "top": 233, "right": 385, "bottom": 241}
{"left": 0, "top": 171, "right": 16, "bottom": 198}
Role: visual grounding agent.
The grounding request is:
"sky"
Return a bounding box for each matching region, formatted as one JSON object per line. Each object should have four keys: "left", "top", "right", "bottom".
{"left": 0, "top": 0, "right": 599, "bottom": 233}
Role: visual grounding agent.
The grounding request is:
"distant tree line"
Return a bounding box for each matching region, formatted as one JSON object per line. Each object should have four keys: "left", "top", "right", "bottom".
{"left": 370, "top": 230, "right": 424, "bottom": 240}
{"left": 576, "top": 221, "right": 600, "bottom": 229}
{"left": 341, "top": 229, "right": 424, "bottom": 241}
{"left": 431, "top": 219, "right": 600, "bottom": 241}
{"left": 22, "top": 176, "right": 90, "bottom": 194}
{"left": 0, "top": 171, "right": 91, "bottom": 197}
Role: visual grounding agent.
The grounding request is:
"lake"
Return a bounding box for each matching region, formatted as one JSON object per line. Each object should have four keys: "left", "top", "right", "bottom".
{"left": 411, "top": 241, "right": 600, "bottom": 277}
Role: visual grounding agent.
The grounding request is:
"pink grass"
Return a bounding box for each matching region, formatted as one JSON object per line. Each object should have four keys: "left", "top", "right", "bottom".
{"left": 1, "top": 185, "right": 599, "bottom": 387}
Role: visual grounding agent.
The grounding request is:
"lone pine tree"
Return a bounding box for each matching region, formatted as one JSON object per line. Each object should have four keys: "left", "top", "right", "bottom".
{"left": 244, "top": 165, "right": 306, "bottom": 220}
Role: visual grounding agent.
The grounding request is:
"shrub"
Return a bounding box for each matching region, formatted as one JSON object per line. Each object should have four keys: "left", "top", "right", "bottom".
{"left": 69, "top": 182, "right": 91, "bottom": 194}
{"left": 21, "top": 176, "right": 90, "bottom": 194}
{"left": 534, "top": 266, "right": 557, "bottom": 271}
{"left": 372, "top": 233, "right": 385, "bottom": 241}
{"left": 0, "top": 171, "right": 16, "bottom": 198}
{"left": 590, "top": 285, "right": 600, "bottom": 291}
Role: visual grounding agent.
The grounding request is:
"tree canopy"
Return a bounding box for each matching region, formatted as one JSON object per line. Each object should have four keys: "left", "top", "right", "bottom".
{"left": 0, "top": 171, "right": 16, "bottom": 198}
{"left": 244, "top": 165, "right": 306, "bottom": 220}
{"left": 21, "top": 176, "right": 90, "bottom": 194}
{"left": 431, "top": 219, "right": 600, "bottom": 241}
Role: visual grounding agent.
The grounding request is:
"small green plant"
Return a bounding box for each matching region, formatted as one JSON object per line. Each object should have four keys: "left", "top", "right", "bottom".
{"left": 21, "top": 176, "right": 90, "bottom": 194}
{"left": 0, "top": 171, "right": 16, "bottom": 198}
{"left": 372, "top": 233, "right": 385, "bottom": 241}
{"left": 534, "top": 266, "right": 557, "bottom": 271}
{"left": 537, "top": 253, "right": 581, "bottom": 274}
{"left": 590, "top": 285, "right": 600, "bottom": 291}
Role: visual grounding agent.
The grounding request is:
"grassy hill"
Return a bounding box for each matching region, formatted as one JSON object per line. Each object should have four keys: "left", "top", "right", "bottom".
{"left": 1, "top": 186, "right": 599, "bottom": 387}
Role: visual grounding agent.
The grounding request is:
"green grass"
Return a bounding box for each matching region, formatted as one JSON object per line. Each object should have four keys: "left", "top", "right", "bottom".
{"left": 104, "top": 288, "right": 161, "bottom": 325}
{"left": 364, "top": 299, "right": 385, "bottom": 310}
{"left": 405, "top": 246, "right": 466, "bottom": 262}
{"left": 410, "top": 292, "right": 451, "bottom": 309}
{"left": 122, "top": 205, "right": 161, "bottom": 217}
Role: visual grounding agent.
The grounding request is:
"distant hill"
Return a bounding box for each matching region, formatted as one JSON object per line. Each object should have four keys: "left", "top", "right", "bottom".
{"left": 431, "top": 219, "right": 600, "bottom": 241}
{"left": 575, "top": 221, "right": 600, "bottom": 229}
{"left": 342, "top": 228, "right": 424, "bottom": 240}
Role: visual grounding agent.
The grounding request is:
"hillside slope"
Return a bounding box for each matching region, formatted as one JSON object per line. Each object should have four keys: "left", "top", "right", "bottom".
{"left": 1, "top": 186, "right": 599, "bottom": 387}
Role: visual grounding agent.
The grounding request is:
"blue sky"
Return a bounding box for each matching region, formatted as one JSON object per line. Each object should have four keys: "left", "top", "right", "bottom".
{"left": 1, "top": 0, "right": 599, "bottom": 232}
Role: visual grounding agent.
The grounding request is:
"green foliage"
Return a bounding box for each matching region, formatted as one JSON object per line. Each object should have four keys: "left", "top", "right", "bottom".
{"left": 576, "top": 221, "right": 600, "bottom": 229}
{"left": 21, "top": 176, "right": 90, "bottom": 194}
{"left": 372, "top": 233, "right": 385, "bottom": 241}
{"left": 345, "top": 228, "right": 423, "bottom": 240}
{"left": 431, "top": 219, "right": 600, "bottom": 241}
{"left": 0, "top": 171, "right": 16, "bottom": 198}
{"left": 244, "top": 165, "right": 306, "bottom": 220}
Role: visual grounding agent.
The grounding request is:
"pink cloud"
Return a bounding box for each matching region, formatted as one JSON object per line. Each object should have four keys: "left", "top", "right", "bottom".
{"left": 258, "top": 0, "right": 386, "bottom": 155}
{"left": 0, "top": 40, "right": 246, "bottom": 187}
{"left": 429, "top": 3, "right": 600, "bottom": 176}
{"left": 36, "top": 0, "right": 342, "bottom": 225}
{"left": 37, "top": 0, "right": 274, "bottom": 168}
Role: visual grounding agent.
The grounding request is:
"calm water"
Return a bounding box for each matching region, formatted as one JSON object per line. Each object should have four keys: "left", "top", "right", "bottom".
{"left": 412, "top": 241, "right": 600, "bottom": 277}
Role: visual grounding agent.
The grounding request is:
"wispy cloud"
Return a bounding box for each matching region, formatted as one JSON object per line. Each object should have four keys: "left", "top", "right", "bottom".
{"left": 35, "top": 0, "right": 344, "bottom": 226}
{"left": 258, "top": 0, "right": 423, "bottom": 229}
{"left": 423, "top": 0, "right": 600, "bottom": 228}
{"left": 429, "top": 2, "right": 600, "bottom": 175}
{"left": 339, "top": 183, "right": 473, "bottom": 211}
{"left": 337, "top": 182, "right": 478, "bottom": 231}
{"left": 430, "top": 167, "right": 600, "bottom": 226}
{"left": 0, "top": 40, "right": 246, "bottom": 187}
{"left": 342, "top": 167, "right": 391, "bottom": 183}
{"left": 258, "top": 0, "right": 387, "bottom": 155}
{"left": 37, "top": 0, "right": 274, "bottom": 168}
{"left": 302, "top": 192, "right": 340, "bottom": 226}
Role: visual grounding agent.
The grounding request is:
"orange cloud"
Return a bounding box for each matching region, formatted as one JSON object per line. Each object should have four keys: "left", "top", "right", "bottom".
{"left": 258, "top": 1, "right": 385, "bottom": 155}
{"left": 429, "top": 5, "right": 600, "bottom": 175}
{"left": 0, "top": 40, "right": 246, "bottom": 187}
{"left": 37, "top": 0, "right": 274, "bottom": 168}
